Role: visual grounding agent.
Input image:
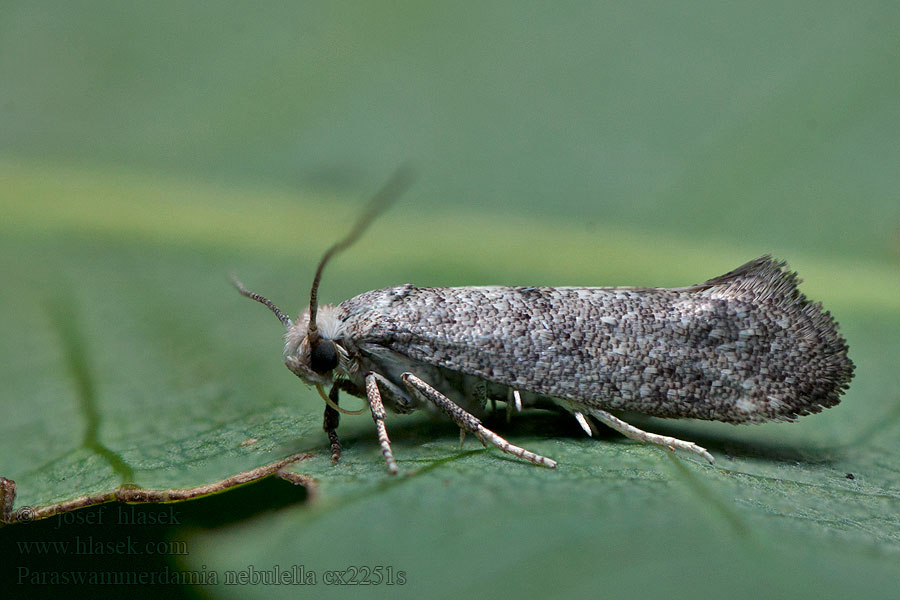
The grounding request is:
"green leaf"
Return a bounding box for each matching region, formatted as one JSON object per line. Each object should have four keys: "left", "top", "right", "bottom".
{"left": 2, "top": 159, "right": 899, "bottom": 598}
{"left": 2, "top": 2, "right": 900, "bottom": 598}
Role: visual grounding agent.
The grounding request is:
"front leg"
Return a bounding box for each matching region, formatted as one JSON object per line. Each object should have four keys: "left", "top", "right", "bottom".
{"left": 365, "top": 372, "right": 399, "bottom": 475}
{"left": 402, "top": 373, "right": 557, "bottom": 469}
{"left": 323, "top": 385, "right": 343, "bottom": 463}
{"left": 323, "top": 379, "right": 360, "bottom": 464}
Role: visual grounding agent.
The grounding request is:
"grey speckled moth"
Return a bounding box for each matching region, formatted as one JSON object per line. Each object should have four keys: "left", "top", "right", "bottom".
{"left": 233, "top": 172, "right": 854, "bottom": 474}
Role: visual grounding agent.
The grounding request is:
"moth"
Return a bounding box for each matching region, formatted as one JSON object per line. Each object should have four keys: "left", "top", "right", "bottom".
{"left": 233, "top": 172, "right": 854, "bottom": 473}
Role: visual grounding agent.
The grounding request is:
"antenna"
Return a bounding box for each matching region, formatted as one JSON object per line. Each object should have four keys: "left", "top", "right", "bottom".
{"left": 231, "top": 273, "right": 293, "bottom": 328}
{"left": 306, "top": 167, "right": 415, "bottom": 345}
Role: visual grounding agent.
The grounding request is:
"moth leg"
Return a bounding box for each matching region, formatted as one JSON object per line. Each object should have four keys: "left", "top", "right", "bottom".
{"left": 402, "top": 373, "right": 557, "bottom": 469}
{"left": 505, "top": 388, "right": 522, "bottom": 422}
{"left": 586, "top": 408, "right": 715, "bottom": 464}
{"left": 573, "top": 411, "right": 595, "bottom": 437}
{"left": 324, "top": 380, "right": 358, "bottom": 463}
{"left": 469, "top": 378, "right": 492, "bottom": 415}
{"left": 324, "top": 385, "right": 343, "bottom": 463}
{"left": 365, "top": 372, "right": 399, "bottom": 475}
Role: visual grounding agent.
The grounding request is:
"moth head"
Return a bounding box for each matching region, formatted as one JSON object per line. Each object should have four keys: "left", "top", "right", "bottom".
{"left": 232, "top": 168, "right": 413, "bottom": 414}
{"left": 231, "top": 275, "right": 356, "bottom": 414}
{"left": 282, "top": 166, "right": 413, "bottom": 387}
{"left": 283, "top": 304, "right": 346, "bottom": 384}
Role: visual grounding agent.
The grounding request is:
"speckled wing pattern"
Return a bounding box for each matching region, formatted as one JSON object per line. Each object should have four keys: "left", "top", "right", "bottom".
{"left": 337, "top": 256, "right": 854, "bottom": 423}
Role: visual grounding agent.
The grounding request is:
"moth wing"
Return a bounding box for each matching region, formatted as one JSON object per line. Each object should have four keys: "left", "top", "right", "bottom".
{"left": 343, "top": 257, "right": 852, "bottom": 422}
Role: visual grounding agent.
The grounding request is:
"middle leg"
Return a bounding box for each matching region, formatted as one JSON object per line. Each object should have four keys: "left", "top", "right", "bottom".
{"left": 402, "top": 373, "right": 557, "bottom": 469}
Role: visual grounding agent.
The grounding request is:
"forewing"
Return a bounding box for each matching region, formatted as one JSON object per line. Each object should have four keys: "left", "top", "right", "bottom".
{"left": 338, "top": 257, "right": 852, "bottom": 423}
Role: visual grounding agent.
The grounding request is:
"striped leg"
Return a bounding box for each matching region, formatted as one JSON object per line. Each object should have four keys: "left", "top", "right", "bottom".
{"left": 365, "top": 373, "right": 399, "bottom": 475}
{"left": 402, "top": 373, "right": 557, "bottom": 469}
{"left": 323, "top": 379, "right": 362, "bottom": 464}
{"left": 587, "top": 408, "right": 715, "bottom": 464}
{"left": 323, "top": 385, "right": 342, "bottom": 463}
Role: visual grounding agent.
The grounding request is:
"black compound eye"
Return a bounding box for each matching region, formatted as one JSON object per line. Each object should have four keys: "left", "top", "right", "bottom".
{"left": 310, "top": 340, "right": 339, "bottom": 374}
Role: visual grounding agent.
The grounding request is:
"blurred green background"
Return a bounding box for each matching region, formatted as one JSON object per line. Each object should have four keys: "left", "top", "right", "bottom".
{"left": 1, "top": 2, "right": 899, "bottom": 598}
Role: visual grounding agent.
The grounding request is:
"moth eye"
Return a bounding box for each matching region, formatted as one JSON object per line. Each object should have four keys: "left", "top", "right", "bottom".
{"left": 310, "top": 340, "right": 339, "bottom": 374}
